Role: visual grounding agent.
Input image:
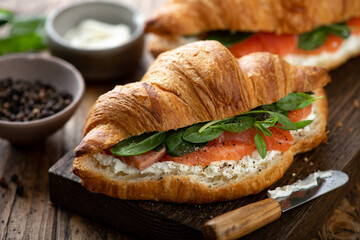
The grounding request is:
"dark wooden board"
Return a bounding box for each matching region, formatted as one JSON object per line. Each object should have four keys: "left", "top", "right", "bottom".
{"left": 49, "top": 56, "right": 360, "bottom": 240}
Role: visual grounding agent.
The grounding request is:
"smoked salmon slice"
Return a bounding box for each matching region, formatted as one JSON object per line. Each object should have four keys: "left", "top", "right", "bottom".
{"left": 288, "top": 104, "right": 312, "bottom": 123}
{"left": 263, "top": 127, "right": 294, "bottom": 152}
{"left": 161, "top": 141, "right": 256, "bottom": 167}
{"left": 117, "top": 148, "right": 166, "bottom": 170}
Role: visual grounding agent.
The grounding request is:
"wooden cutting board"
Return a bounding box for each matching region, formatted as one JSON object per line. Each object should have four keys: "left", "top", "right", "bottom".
{"left": 49, "top": 56, "right": 360, "bottom": 240}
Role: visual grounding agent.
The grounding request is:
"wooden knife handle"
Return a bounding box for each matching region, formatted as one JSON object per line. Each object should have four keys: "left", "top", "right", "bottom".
{"left": 202, "top": 198, "right": 281, "bottom": 240}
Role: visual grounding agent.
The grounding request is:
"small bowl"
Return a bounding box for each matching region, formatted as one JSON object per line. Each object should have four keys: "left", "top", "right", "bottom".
{"left": 45, "top": 1, "right": 145, "bottom": 81}
{"left": 0, "top": 54, "right": 85, "bottom": 145}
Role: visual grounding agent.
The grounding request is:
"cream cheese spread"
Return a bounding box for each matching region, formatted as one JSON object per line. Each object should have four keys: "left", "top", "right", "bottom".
{"left": 64, "top": 19, "right": 131, "bottom": 50}
{"left": 267, "top": 170, "right": 333, "bottom": 199}
{"left": 94, "top": 150, "right": 281, "bottom": 181}
{"left": 284, "top": 34, "right": 360, "bottom": 68}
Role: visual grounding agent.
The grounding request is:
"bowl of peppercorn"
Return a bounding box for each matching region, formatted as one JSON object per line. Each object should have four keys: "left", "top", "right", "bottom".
{"left": 0, "top": 53, "right": 85, "bottom": 145}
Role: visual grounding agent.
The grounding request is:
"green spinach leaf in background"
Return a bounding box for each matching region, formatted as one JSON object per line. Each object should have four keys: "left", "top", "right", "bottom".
{"left": 206, "top": 31, "right": 253, "bottom": 47}
{"left": 298, "top": 29, "right": 327, "bottom": 51}
{"left": 0, "top": 10, "right": 47, "bottom": 55}
{"left": 0, "top": 33, "right": 46, "bottom": 55}
{"left": 10, "top": 16, "right": 45, "bottom": 37}
{"left": 323, "top": 23, "right": 351, "bottom": 38}
{"left": 298, "top": 23, "right": 350, "bottom": 50}
{"left": 0, "top": 9, "right": 13, "bottom": 26}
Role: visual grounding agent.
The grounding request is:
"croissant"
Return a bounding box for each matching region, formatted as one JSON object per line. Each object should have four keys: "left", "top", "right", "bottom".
{"left": 146, "top": 0, "right": 360, "bottom": 35}
{"left": 73, "top": 41, "right": 330, "bottom": 203}
{"left": 145, "top": 0, "right": 360, "bottom": 70}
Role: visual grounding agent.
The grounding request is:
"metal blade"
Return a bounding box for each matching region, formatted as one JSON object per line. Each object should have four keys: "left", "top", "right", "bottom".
{"left": 276, "top": 170, "right": 348, "bottom": 212}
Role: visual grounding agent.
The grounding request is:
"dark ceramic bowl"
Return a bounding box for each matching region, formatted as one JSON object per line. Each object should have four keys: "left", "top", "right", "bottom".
{"left": 0, "top": 54, "right": 85, "bottom": 145}
{"left": 45, "top": 1, "right": 145, "bottom": 81}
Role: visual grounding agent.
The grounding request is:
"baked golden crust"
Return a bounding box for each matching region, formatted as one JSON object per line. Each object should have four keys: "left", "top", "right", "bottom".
{"left": 145, "top": 0, "right": 360, "bottom": 35}
{"left": 75, "top": 41, "right": 330, "bottom": 157}
{"left": 73, "top": 88, "right": 328, "bottom": 203}
{"left": 148, "top": 35, "right": 189, "bottom": 58}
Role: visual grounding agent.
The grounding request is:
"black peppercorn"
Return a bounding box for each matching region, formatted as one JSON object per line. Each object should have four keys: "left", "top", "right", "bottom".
{"left": 0, "top": 78, "right": 72, "bottom": 122}
{"left": 10, "top": 174, "right": 19, "bottom": 183}
{"left": 16, "top": 186, "right": 24, "bottom": 197}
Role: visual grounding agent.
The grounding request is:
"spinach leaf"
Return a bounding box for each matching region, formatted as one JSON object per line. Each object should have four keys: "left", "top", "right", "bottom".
{"left": 183, "top": 123, "right": 223, "bottom": 143}
{"left": 0, "top": 15, "right": 47, "bottom": 55}
{"left": 323, "top": 23, "right": 350, "bottom": 39}
{"left": 111, "top": 131, "right": 166, "bottom": 156}
{"left": 211, "top": 116, "right": 255, "bottom": 133}
{"left": 153, "top": 140, "right": 165, "bottom": 152}
{"left": 298, "top": 29, "right": 327, "bottom": 50}
{"left": 254, "top": 129, "right": 267, "bottom": 159}
{"left": 275, "top": 120, "right": 313, "bottom": 130}
{"left": 294, "top": 120, "right": 313, "bottom": 129}
{"left": 267, "top": 111, "right": 297, "bottom": 130}
{"left": 0, "top": 33, "right": 46, "bottom": 55}
{"left": 256, "top": 116, "right": 277, "bottom": 128}
{"left": 165, "top": 128, "right": 208, "bottom": 157}
{"left": 0, "top": 9, "right": 13, "bottom": 26}
{"left": 254, "top": 123, "right": 272, "bottom": 137}
{"left": 298, "top": 23, "right": 350, "bottom": 50}
{"left": 198, "top": 117, "right": 233, "bottom": 133}
{"left": 260, "top": 103, "right": 288, "bottom": 116}
{"left": 206, "top": 31, "right": 253, "bottom": 47}
{"left": 276, "top": 92, "right": 321, "bottom": 111}
{"left": 10, "top": 16, "right": 45, "bottom": 37}
{"left": 243, "top": 110, "right": 296, "bottom": 130}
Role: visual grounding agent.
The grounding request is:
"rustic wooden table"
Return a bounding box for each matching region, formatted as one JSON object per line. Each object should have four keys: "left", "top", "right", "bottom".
{"left": 0, "top": 0, "right": 360, "bottom": 239}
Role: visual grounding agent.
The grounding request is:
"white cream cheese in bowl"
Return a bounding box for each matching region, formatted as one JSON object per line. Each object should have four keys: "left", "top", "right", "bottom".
{"left": 45, "top": 1, "right": 145, "bottom": 80}
{"left": 64, "top": 19, "right": 131, "bottom": 50}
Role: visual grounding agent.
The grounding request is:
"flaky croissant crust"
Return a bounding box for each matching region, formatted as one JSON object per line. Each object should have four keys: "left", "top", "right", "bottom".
{"left": 75, "top": 41, "right": 330, "bottom": 156}
{"left": 145, "top": 0, "right": 360, "bottom": 35}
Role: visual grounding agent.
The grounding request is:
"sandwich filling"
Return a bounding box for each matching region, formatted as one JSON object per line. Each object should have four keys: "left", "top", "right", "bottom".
{"left": 95, "top": 92, "right": 320, "bottom": 174}
{"left": 94, "top": 102, "right": 317, "bottom": 182}
{"left": 226, "top": 18, "right": 360, "bottom": 58}
{"left": 154, "top": 17, "right": 360, "bottom": 66}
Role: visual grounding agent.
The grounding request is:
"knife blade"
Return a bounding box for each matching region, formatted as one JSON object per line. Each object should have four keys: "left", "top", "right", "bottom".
{"left": 275, "top": 170, "right": 348, "bottom": 212}
{"left": 202, "top": 170, "right": 348, "bottom": 240}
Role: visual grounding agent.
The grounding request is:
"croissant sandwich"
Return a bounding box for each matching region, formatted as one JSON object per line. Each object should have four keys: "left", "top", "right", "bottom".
{"left": 146, "top": 0, "right": 360, "bottom": 69}
{"left": 73, "top": 41, "right": 330, "bottom": 203}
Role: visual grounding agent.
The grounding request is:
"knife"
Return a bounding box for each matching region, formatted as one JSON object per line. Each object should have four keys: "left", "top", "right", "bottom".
{"left": 202, "top": 170, "right": 348, "bottom": 240}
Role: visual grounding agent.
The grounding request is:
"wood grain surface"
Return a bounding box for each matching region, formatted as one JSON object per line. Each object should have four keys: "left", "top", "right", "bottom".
{"left": 0, "top": 0, "right": 360, "bottom": 239}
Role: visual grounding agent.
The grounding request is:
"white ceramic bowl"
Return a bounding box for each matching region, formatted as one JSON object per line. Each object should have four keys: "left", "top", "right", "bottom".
{"left": 45, "top": 1, "right": 145, "bottom": 81}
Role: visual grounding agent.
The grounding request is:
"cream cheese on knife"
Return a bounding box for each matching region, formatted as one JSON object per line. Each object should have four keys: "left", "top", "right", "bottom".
{"left": 268, "top": 170, "right": 333, "bottom": 199}
{"left": 64, "top": 19, "right": 131, "bottom": 50}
